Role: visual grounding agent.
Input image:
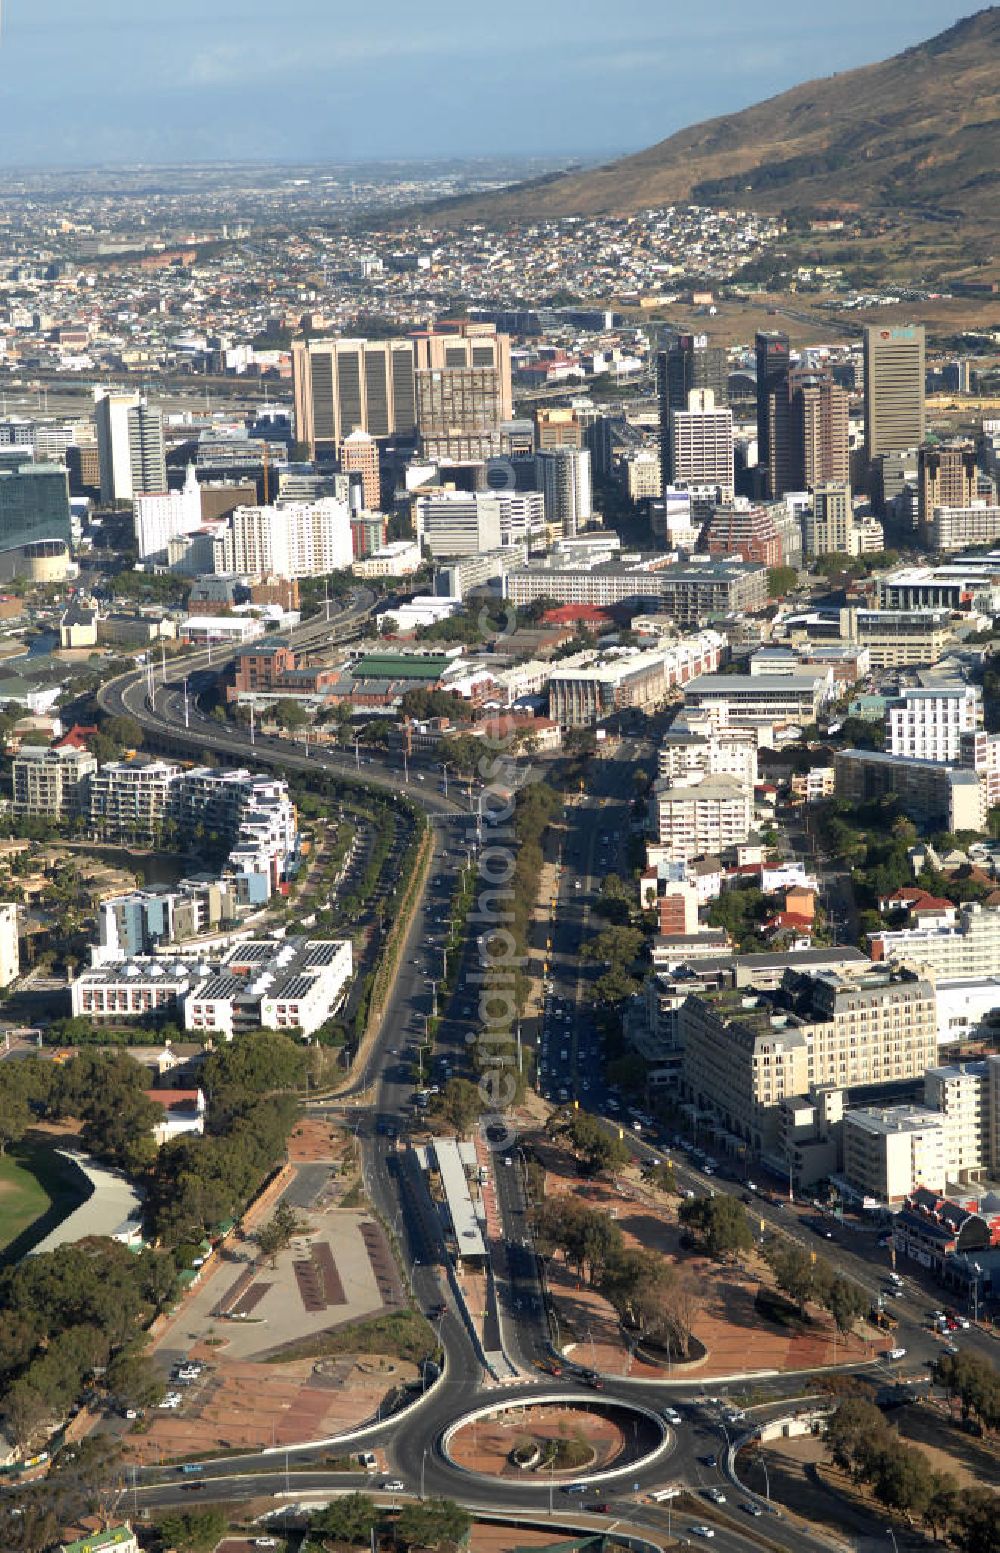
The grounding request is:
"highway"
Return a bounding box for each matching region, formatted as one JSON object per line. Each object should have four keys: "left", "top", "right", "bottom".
{"left": 90, "top": 635, "right": 974, "bottom": 1553}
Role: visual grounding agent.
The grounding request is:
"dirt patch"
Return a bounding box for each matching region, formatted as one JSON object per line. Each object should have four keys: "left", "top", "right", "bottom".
{"left": 449, "top": 1403, "right": 625, "bottom": 1479}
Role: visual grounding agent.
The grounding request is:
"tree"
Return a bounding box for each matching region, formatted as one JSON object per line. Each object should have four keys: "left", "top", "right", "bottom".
{"left": 396, "top": 1498, "right": 471, "bottom": 1549}
{"left": 824, "top": 1274, "right": 867, "bottom": 1336}
{"left": 764, "top": 1240, "right": 820, "bottom": 1316}
{"left": 255, "top": 1200, "right": 300, "bottom": 1268}
{"left": 678, "top": 1194, "right": 753, "bottom": 1261}
{"left": 435, "top": 1078, "right": 485, "bottom": 1137}
{"left": 923, "top": 1470, "right": 960, "bottom": 1542}
{"left": 276, "top": 699, "right": 310, "bottom": 732}
{"left": 767, "top": 565, "right": 798, "bottom": 598}
{"left": 953, "top": 1488, "right": 1000, "bottom": 1553}
{"left": 311, "top": 1491, "right": 380, "bottom": 1544}
{"left": 105, "top": 1349, "right": 165, "bottom": 1410}
{"left": 0, "top": 1089, "right": 30, "bottom": 1155}
{"left": 566, "top": 1112, "right": 630, "bottom": 1175}
{"left": 155, "top": 1508, "right": 228, "bottom": 1553}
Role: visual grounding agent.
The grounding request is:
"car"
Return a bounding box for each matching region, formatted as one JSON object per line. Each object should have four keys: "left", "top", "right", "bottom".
{"left": 705, "top": 1487, "right": 727, "bottom": 1503}
{"left": 661, "top": 1407, "right": 683, "bottom": 1425}
{"left": 382, "top": 1479, "right": 405, "bottom": 1492}
{"left": 885, "top": 1347, "right": 907, "bottom": 1361}
{"left": 254, "top": 1541, "right": 279, "bottom": 1548}
{"left": 956, "top": 1317, "right": 971, "bottom": 1329}
{"left": 689, "top": 1527, "right": 715, "bottom": 1539}
{"left": 181, "top": 1483, "right": 205, "bottom": 1492}
{"left": 700, "top": 1454, "right": 717, "bottom": 1469}
{"left": 587, "top": 1503, "right": 609, "bottom": 1514}
{"left": 503, "top": 1156, "right": 512, "bottom": 1167}
{"left": 564, "top": 1483, "right": 592, "bottom": 1495}
{"left": 741, "top": 1502, "right": 764, "bottom": 1517}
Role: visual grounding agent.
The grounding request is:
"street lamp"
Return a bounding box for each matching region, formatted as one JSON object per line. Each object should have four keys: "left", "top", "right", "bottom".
{"left": 886, "top": 1530, "right": 899, "bottom": 1553}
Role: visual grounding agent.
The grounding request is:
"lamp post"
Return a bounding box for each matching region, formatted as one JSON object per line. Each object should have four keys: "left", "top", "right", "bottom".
{"left": 886, "top": 1529, "right": 899, "bottom": 1553}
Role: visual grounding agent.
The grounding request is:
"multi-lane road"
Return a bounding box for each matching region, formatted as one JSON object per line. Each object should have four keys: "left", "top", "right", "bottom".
{"left": 89, "top": 625, "right": 989, "bottom": 1552}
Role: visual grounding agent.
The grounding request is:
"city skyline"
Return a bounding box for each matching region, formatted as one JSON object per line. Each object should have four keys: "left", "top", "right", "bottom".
{"left": 0, "top": 0, "right": 978, "bottom": 168}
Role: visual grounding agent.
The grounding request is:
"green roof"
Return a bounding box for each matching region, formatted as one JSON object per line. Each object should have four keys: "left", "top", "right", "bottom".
{"left": 354, "top": 654, "right": 452, "bottom": 680}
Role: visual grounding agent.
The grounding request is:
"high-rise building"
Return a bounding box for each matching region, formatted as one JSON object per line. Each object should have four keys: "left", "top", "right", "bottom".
{"left": 12, "top": 743, "right": 96, "bottom": 820}
{"left": 339, "top": 428, "right": 380, "bottom": 511}
{"left": 669, "top": 390, "right": 734, "bottom": 496}
{"left": 0, "top": 462, "right": 72, "bottom": 572}
{"left": 657, "top": 335, "right": 728, "bottom": 481}
{"left": 292, "top": 337, "right": 418, "bottom": 458}
{"left": 700, "top": 500, "right": 783, "bottom": 566}
{"left": 804, "top": 480, "right": 854, "bottom": 558}
{"left": 885, "top": 684, "right": 982, "bottom": 765}
{"left": 0, "top": 902, "right": 18, "bottom": 988}
{"left": 535, "top": 447, "right": 593, "bottom": 537}
{"left": 212, "top": 500, "right": 354, "bottom": 579}
{"left": 535, "top": 407, "right": 583, "bottom": 449}
{"left": 411, "top": 322, "right": 513, "bottom": 461}
{"left": 769, "top": 372, "right": 848, "bottom": 497}
{"left": 755, "top": 330, "right": 790, "bottom": 489}
{"left": 134, "top": 465, "right": 202, "bottom": 560}
{"left": 94, "top": 388, "right": 140, "bottom": 503}
{"left": 864, "top": 324, "right": 926, "bottom": 464}
{"left": 127, "top": 401, "right": 167, "bottom": 496}
{"left": 917, "top": 439, "right": 977, "bottom": 537}
{"left": 414, "top": 491, "right": 503, "bottom": 557}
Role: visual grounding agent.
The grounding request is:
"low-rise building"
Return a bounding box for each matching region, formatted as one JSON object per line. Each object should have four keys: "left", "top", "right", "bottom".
{"left": 184, "top": 936, "right": 353, "bottom": 1039}
{"left": 684, "top": 671, "right": 831, "bottom": 729}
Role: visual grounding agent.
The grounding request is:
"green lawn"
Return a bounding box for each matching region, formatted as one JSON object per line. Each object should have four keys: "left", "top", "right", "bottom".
{"left": 0, "top": 1143, "right": 87, "bottom": 1255}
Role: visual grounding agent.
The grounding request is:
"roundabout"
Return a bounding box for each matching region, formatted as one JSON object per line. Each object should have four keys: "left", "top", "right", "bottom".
{"left": 439, "top": 1391, "right": 672, "bottom": 1490}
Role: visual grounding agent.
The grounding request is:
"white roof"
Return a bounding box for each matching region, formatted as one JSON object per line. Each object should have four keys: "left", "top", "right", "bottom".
{"left": 433, "top": 1137, "right": 486, "bottom": 1258}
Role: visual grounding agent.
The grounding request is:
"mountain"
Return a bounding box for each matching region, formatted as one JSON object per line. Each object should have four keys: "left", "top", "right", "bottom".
{"left": 418, "top": 10, "right": 1000, "bottom": 233}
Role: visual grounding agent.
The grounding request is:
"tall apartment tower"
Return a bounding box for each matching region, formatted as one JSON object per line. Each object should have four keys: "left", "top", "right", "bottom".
{"left": 94, "top": 388, "right": 140, "bottom": 504}
{"left": 292, "top": 337, "right": 418, "bottom": 459}
{"left": 339, "top": 428, "right": 380, "bottom": 511}
{"left": 536, "top": 447, "right": 593, "bottom": 537}
{"left": 804, "top": 481, "right": 854, "bottom": 558}
{"left": 657, "top": 335, "right": 728, "bottom": 480}
{"left": 768, "top": 372, "right": 848, "bottom": 497}
{"left": 917, "top": 439, "right": 977, "bottom": 535}
{"left": 669, "top": 389, "right": 734, "bottom": 497}
{"left": 127, "top": 401, "right": 167, "bottom": 496}
{"left": 864, "top": 324, "right": 926, "bottom": 463}
{"left": 755, "top": 330, "right": 790, "bottom": 489}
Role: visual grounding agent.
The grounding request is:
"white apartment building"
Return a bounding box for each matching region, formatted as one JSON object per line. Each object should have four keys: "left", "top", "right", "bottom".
{"left": 929, "top": 504, "right": 1000, "bottom": 552}
{"left": 212, "top": 499, "right": 354, "bottom": 578}
{"left": 549, "top": 632, "right": 724, "bottom": 728}
{"left": 184, "top": 937, "right": 353, "bottom": 1039}
{"left": 415, "top": 491, "right": 502, "bottom": 557}
{"left": 886, "top": 684, "right": 981, "bottom": 764}
{"left": 352, "top": 540, "right": 422, "bottom": 578}
{"left": 0, "top": 903, "right": 18, "bottom": 987}
{"left": 870, "top": 903, "right": 1000, "bottom": 981}
{"left": 134, "top": 465, "right": 202, "bottom": 560}
{"left": 650, "top": 772, "right": 753, "bottom": 863}
{"left": 669, "top": 390, "right": 734, "bottom": 497}
{"left": 803, "top": 480, "right": 853, "bottom": 559}
{"left": 925, "top": 1061, "right": 993, "bottom": 1185}
{"left": 535, "top": 447, "right": 593, "bottom": 536}
{"left": 658, "top": 723, "right": 759, "bottom": 789}
{"left": 12, "top": 743, "right": 97, "bottom": 819}
{"left": 684, "top": 671, "right": 831, "bottom": 728}
{"left": 843, "top": 1106, "right": 948, "bottom": 1204}
{"left": 86, "top": 758, "right": 182, "bottom": 844}
{"left": 71, "top": 958, "right": 198, "bottom": 1023}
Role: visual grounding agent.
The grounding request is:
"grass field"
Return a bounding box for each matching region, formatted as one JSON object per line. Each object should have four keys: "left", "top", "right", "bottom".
{"left": 0, "top": 1142, "right": 87, "bottom": 1256}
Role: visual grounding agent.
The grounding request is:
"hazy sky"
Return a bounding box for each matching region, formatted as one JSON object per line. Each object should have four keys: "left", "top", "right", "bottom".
{"left": 0, "top": 1, "right": 979, "bottom": 167}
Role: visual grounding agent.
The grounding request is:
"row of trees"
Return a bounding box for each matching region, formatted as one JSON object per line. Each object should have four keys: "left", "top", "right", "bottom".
{"left": 826, "top": 1396, "right": 998, "bottom": 1550}
{"left": 677, "top": 1195, "right": 868, "bottom": 1336}
{"left": 309, "top": 1492, "right": 471, "bottom": 1549}
{"left": 934, "top": 1348, "right": 1000, "bottom": 1435}
{"left": 532, "top": 1198, "right": 702, "bottom": 1361}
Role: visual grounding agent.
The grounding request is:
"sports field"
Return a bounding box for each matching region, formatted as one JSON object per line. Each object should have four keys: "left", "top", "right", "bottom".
{"left": 0, "top": 1143, "right": 86, "bottom": 1256}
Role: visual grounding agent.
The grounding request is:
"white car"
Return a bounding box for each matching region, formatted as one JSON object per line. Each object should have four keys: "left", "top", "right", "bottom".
{"left": 661, "top": 1407, "right": 683, "bottom": 1425}
{"left": 886, "top": 1347, "right": 907, "bottom": 1361}
{"left": 706, "top": 1488, "right": 727, "bottom": 1504}
{"left": 689, "top": 1527, "right": 715, "bottom": 1539}
{"left": 382, "top": 1479, "right": 405, "bottom": 1492}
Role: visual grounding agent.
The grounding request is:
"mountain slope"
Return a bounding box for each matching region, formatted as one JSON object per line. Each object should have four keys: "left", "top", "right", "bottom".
{"left": 419, "top": 9, "right": 1000, "bottom": 226}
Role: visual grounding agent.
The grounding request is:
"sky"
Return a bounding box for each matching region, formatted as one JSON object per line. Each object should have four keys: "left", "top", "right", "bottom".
{"left": 0, "top": 1, "right": 981, "bottom": 168}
